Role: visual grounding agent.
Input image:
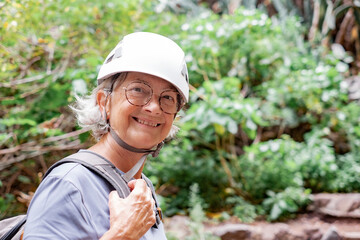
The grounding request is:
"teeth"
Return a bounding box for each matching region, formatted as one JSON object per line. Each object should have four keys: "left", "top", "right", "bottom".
{"left": 136, "top": 118, "right": 158, "bottom": 127}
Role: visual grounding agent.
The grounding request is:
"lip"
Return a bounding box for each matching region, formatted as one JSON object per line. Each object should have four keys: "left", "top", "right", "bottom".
{"left": 132, "top": 117, "right": 161, "bottom": 128}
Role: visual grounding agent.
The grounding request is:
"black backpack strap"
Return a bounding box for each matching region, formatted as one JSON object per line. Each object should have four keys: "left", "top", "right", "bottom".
{"left": 44, "top": 151, "right": 131, "bottom": 198}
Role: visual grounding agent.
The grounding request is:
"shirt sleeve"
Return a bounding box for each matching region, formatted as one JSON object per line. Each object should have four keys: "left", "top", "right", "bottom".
{"left": 23, "top": 175, "right": 100, "bottom": 240}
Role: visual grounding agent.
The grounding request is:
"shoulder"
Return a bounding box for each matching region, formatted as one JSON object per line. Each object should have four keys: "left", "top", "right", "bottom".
{"left": 24, "top": 163, "right": 112, "bottom": 239}
{"left": 45, "top": 162, "right": 111, "bottom": 190}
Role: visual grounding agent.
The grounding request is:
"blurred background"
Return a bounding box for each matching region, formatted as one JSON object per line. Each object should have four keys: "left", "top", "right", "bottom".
{"left": 1, "top": 0, "right": 360, "bottom": 239}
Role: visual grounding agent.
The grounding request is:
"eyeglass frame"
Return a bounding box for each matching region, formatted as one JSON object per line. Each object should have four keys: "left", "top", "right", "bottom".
{"left": 106, "top": 79, "right": 184, "bottom": 114}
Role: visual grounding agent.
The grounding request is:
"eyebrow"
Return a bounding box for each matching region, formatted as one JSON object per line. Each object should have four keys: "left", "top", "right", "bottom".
{"left": 133, "top": 78, "right": 177, "bottom": 92}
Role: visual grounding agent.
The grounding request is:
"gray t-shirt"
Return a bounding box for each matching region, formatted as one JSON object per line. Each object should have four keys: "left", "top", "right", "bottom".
{"left": 23, "top": 159, "right": 167, "bottom": 239}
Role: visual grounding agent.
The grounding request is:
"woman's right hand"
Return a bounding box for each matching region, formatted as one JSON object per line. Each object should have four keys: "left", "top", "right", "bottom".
{"left": 100, "top": 179, "right": 156, "bottom": 240}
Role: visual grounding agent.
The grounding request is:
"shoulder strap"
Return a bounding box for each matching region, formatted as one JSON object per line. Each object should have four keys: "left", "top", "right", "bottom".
{"left": 44, "top": 150, "right": 162, "bottom": 228}
{"left": 142, "top": 174, "right": 163, "bottom": 226}
{"left": 44, "top": 151, "right": 131, "bottom": 198}
{"left": 0, "top": 215, "right": 27, "bottom": 240}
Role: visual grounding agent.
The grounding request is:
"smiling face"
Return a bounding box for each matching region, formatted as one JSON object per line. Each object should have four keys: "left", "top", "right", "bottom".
{"left": 106, "top": 72, "right": 177, "bottom": 149}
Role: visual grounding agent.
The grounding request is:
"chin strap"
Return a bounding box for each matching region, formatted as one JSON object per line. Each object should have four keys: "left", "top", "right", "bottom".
{"left": 109, "top": 127, "right": 164, "bottom": 157}
{"left": 103, "top": 93, "right": 164, "bottom": 181}
{"left": 108, "top": 126, "right": 164, "bottom": 182}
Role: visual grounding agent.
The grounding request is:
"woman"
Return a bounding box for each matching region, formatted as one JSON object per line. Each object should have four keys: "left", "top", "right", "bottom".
{"left": 23, "top": 32, "right": 189, "bottom": 239}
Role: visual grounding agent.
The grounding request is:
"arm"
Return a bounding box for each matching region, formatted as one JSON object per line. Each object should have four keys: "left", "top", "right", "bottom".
{"left": 24, "top": 175, "right": 100, "bottom": 239}
{"left": 100, "top": 179, "right": 156, "bottom": 240}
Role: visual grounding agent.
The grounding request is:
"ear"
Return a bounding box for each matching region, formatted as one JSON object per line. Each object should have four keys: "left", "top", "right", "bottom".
{"left": 97, "top": 90, "right": 110, "bottom": 120}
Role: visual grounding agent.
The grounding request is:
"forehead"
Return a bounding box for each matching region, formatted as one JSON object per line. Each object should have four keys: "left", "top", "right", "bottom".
{"left": 123, "top": 72, "right": 175, "bottom": 90}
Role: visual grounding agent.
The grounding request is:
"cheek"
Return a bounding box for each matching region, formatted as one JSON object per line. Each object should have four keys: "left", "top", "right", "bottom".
{"left": 163, "top": 115, "right": 175, "bottom": 132}
{"left": 109, "top": 97, "right": 133, "bottom": 123}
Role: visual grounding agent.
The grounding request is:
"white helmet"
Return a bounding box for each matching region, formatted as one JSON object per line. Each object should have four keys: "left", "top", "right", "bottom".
{"left": 97, "top": 32, "right": 189, "bottom": 102}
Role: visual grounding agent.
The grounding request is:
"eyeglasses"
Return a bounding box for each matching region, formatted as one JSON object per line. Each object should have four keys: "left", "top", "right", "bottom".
{"left": 123, "top": 81, "right": 183, "bottom": 114}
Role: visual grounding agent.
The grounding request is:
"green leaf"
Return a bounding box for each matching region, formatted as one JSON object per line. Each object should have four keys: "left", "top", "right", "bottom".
{"left": 270, "top": 204, "right": 282, "bottom": 220}
{"left": 18, "top": 175, "right": 31, "bottom": 184}
{"left": 0, "top": 118, "right": 37, "bottom": 127}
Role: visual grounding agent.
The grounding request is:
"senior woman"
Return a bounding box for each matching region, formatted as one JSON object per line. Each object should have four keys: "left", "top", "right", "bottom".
{"left": 23, "top": 32, "right": 189, "bottom": 239}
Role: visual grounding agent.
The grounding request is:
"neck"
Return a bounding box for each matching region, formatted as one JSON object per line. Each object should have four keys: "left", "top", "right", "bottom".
{"left": 88, "top": 133, "right": 145, "bottom": 179}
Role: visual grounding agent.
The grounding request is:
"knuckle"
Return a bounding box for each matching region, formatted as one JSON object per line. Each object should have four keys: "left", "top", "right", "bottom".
{"left": 138, "top": 179, "right": 146, "bottom": 185}
{"left": 144, "top": 199, "right": 153, "bottom": 209}
{"left": 149, "top": 213, "right": 156, "bottom": 224}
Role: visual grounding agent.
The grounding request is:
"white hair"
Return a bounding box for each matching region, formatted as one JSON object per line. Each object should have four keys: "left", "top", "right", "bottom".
{"left": 70, "top": 73, "right": 179, "bottom": 141}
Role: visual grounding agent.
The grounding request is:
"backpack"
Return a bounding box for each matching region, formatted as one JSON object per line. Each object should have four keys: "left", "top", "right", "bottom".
{"left": 0, "top": 150, "right": 162, "bottom": 240}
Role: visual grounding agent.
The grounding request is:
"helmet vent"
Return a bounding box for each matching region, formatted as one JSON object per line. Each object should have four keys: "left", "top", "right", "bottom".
{"left": 105, "top": 44, "right": 123, "bottom": 64}
{"left": 106, "top": 54, "right": 114, "bottom": 64}
{"left": 114, "top": 46, "right": 123, "bottom": 59}
{"left": 181, "top": 63, "right": 189, "bottom": 83}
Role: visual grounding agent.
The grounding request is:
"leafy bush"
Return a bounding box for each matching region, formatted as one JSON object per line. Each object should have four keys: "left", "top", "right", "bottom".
{"left": 2, "top": 0, "right": 359, "bottom": 223}
{"left": 262, "top": 187, "right": 312, "bottom": 221}
{"left": 0, "top": 0, "right": 185, "bottom": 218}
{"left": 146, "top": 133, "right": 228, "bottom": 215}
{"left": 226, "top": 196, "right": 258, "bottom": 223}
{"left": 186, "top": 183, "right": 220, "bottom": 240}
{"left": 333, "top": 152, "right": 360, "bottom": 192}
{"left": 148, "top": 6, "right": 359, "bottom": 221}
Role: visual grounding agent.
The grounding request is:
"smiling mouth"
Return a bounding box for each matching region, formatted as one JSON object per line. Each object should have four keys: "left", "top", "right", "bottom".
{"left": 133, "top": 117, "right": 160, "bottom": 127}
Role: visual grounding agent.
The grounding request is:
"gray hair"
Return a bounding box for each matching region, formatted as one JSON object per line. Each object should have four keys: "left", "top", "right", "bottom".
{"left": 70, "top": 73, "right": 179, "bottom": 141}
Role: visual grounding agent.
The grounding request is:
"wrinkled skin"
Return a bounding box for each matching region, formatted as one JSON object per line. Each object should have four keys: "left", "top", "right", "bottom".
{"left": 100, "top": 179, "right": 156, "bottom": 240}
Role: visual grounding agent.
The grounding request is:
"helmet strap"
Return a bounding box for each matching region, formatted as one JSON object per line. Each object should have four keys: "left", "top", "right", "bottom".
{"left": 102, "top": 92, "right": 164, "bottom": 157}
{"left": 107, "top": 126, "right": 164, "bottom": 181}
{"left": 101, "top": 90, "right": 164, "bottom": 180}
{"left": 108, "top": 126, "right": 164, "bottom": 157}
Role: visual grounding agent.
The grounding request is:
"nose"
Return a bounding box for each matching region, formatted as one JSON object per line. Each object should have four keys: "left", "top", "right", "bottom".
{"left": 143, "top": 94, "right": 162, "bottom": 114}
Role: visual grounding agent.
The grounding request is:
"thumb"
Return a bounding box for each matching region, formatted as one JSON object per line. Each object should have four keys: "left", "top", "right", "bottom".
{"left": 108, "top": 191, "right": 121, "bottom": 205}
{"left": 127, "top": 180, "right": 137, "bottom": 191}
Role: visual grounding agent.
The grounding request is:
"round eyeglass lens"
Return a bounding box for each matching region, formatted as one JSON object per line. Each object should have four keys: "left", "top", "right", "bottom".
{"left": 159, "top": 90, "right": 180, "bottom": 114}
{"left": 125, "top": 82, "right": 152, "bottom": 106}
{"left": 124, "top": 81, "right": 181, "bottom": 114}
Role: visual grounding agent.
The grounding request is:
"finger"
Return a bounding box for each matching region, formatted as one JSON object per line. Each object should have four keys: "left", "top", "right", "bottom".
{"left": 128, "top": 180, "right": 137, "bottom": 191}
{"left": 108, "top": 191, "right": 118, "bottom": 204}
{"left": 151, "top": 198, "right": 155, "bottom": 208}
{"left": 128, "top": 179, "right": 148, "bottom": 195}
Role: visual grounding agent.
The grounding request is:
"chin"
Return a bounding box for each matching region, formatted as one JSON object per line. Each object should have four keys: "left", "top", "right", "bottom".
{"left": 129, "top": 138, "right": 160, "bottom": 149}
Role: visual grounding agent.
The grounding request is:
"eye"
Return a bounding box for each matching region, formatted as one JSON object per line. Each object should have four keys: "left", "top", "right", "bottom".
{"left": 163, "top": 95, "right": 174, "bottom": 101}
{"left": 132, "top": 87, "right": 145, "bottom": 93}
{"left": 127, "top": 83, "right": 151, "bottom": 97}
{"left": 160, "top": 91, "right": 178, "bottom": 105}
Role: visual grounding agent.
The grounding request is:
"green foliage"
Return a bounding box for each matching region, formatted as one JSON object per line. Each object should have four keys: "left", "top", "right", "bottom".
{"left": 333, "top": 152, "right": 360, "bottom": 192}
{"left": 146, "top": 134, "right": 228, "bottom": 215}
{"left": 0, "top": 0, "right": 186, "bottom": 218}
{"left": 233, "top": 130, "right": 338, "bottom": 202}
{"left": 235, "top": 137, "right": 304, "bottom": 202}
{"left": 0, "top": 0, "right": 180, "bottom": 144}
{"left": 183, "top": 77, "right": 266, "bottom": 138}
{"left": 1, "top": 0, "right": 359, "bottom": 223}
{"left": 186, "top": 183, "right": 220, "bottom": 240}
{"left": 226, "top": 196, "right": 258, "bottom": 223}
{"left": 262, "top": 187, "right": 312, "bottom": 221}
{"left": 147, "top": 5, "right": 359, "bottom": 221}
{"left": 0, "top": 194, "right": 16, "bottom": 219}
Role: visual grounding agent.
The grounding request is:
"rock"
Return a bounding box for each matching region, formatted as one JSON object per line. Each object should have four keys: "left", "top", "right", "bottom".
{"left": 311, "top": 193, "right": 360, "bottom": 218}
{"left": 304, "top": 227, "right": 322, "bottom": 240}
{"left": 164, "top": 194, "right": 360, "bottom": 240}
{"left": 321, "top": 226, "right": 341, "bottom": 240}
{"left": 345, "top": 75, "right": 360, "bottom": 100}
{"left": 342, "top": 232, "right": 360, "bottom": 240}
{"left": 275, "top": 230, "right": 304, "bottom": 240}
{"left": 274, "top": 227, "right": 305, "bottom": 240}
{"left": 211, "top": 223, "right": 253, "bottom": 240}
{"left": 163, "top": 215, "right": 191, "bottom": 239}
